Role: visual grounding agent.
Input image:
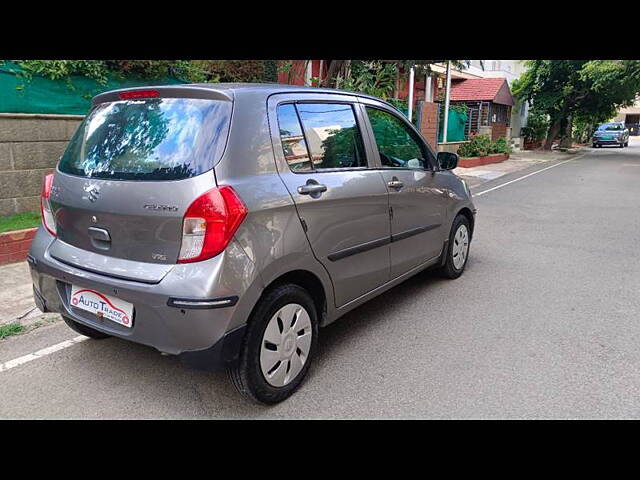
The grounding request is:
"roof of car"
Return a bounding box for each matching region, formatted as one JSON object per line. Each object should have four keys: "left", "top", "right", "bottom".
{"left": 188, "top": 82, "right": 363, "bottom": 95}
{"left": 184, "top": 83, "right": 400, "bottom": 105}
{"left": 93, "top": 82, "right": 397, "bottom": 109}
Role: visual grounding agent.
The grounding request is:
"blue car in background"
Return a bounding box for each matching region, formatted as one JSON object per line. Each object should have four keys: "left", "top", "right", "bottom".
{"left": 592, "top": 122, "right": 629, "bottom": 148}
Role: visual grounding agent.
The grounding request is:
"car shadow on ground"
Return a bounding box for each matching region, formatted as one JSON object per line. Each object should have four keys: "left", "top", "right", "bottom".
{"left": 317, "top": 267, "right": 448, "bottom": 359}
{"left": 59, "top": 265, "right": 453, "bottom": 417}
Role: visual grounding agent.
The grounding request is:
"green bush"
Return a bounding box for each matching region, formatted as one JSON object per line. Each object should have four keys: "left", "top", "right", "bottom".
{"left": 458, "top": 134, "right": 492, "bottom": 157}
{"left": 189, "top": 60, "right": 267, "bottom": 83}
{"left": 521, "top": 109, "right": 549, "bottom": 142}
{"left": 10, "top": 60, "right": 280, "bottom": 87}
{"left": 572, "top": 117, "right": 598, "bottom": 144}
{"left": 450, "top": 103, "right": 468, "bottom": 115}
{"left": 13, "top": 60, "right": 211, "bottom": 85}
{"left": 457, "top": 135, "right": 511, "bottom": 157}
{"left": 493, "top": 137, "right": 512, "bottom": 154}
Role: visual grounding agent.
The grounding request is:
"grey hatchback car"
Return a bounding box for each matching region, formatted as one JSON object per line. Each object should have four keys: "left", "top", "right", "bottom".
{"left": 28, "top": 83, "right": 476, "bottom": 403}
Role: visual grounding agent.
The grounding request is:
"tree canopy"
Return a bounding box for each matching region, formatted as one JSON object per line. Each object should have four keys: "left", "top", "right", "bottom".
{"left": 9, "top": 60, "right": 279, "bottom": 85}
{"left": 512, "top": 60, "right": 640, "bottom": 149}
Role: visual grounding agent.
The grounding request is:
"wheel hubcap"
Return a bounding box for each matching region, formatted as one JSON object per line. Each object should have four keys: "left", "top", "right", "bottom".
{"left": 260, "top": 303, "right": 312, "bottom": 387}
{"left": 452, "top": 224, "right": 469, "bottom": 270}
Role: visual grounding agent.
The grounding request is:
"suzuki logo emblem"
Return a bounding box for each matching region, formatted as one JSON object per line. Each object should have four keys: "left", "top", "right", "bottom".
{"left": 83, "top": 184, "right": 100, "bottom": 203}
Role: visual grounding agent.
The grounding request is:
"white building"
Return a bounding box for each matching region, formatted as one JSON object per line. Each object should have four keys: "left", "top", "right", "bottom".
{"left": 613, "top": 101, "right": 640, "bottom": 135}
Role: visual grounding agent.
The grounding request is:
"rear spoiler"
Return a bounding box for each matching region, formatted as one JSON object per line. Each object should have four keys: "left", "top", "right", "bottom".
{"left": 92, "top": 85, "right": 233, "bottom": 106}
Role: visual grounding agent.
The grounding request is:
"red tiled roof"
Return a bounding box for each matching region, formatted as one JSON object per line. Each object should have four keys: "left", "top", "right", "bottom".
{"left": 450, "top": 77, "right": 509, "bottom": 102}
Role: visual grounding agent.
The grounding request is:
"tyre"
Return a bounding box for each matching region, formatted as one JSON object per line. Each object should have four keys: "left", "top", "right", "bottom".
{"left": 625, "top": 141, "right": 629, "bottom": 147}
{"left": 439, "top": 214, "right": 471, "bottom": 279}
{"left": 228, "top": 284, "right": 318, "bottom": 404}
{"left": 62, "top": 315, "right": 111, "bottom": 339}
{"left": 592, "top": 144, "right": 597, "bottom": 148}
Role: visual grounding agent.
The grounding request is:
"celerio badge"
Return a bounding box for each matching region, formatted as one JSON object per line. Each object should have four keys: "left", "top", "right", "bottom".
{"left": 144, "top": 204, "right": 179, "bottom": 212}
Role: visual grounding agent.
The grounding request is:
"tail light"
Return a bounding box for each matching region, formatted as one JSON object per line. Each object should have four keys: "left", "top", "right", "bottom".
{"left": 178, "top": 186, "right": 248, "bottom": 263}
{"left": 41, "top": 173, "right": 57, "bottom": 236}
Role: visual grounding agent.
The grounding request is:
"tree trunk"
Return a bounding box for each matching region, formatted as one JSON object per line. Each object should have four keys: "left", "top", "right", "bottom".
{"left": 323, "top": 60, "right": 341, "bottom": 87}
{"left": 544, "top": 118, "right": 562, "bottom": 150}
{"left": 559, "top": 115, "right": 573, "bottom": 149}
{"left": 323, "top": 60, "right": 350, "bottom": 88}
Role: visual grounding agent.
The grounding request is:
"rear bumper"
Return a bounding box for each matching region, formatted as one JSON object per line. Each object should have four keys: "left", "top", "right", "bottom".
{"left": 28, "top": 226, "right": 259, "bottom": 366}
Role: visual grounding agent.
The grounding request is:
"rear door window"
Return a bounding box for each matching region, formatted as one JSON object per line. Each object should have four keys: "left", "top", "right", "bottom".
{"left": 59, "top": 98, "right": 232, "bottom": 181}
{"left": 296, "top": 103, "right": 367, "bottom": 170}
{"left": 276, "top": 104, "right": 313, "bottom": 172}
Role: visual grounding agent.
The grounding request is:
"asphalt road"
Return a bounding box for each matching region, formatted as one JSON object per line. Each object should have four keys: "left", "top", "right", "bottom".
{"left": 2, "top": 142, "right": 640, "bottom": 419}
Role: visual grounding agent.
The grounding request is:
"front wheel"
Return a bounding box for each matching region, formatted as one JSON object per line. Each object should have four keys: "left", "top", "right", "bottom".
{"left": 439, "top": 214, "right": 471, "bottom": 279}
{"left": 228, "top": 284, "right": 318, "bottom": 404}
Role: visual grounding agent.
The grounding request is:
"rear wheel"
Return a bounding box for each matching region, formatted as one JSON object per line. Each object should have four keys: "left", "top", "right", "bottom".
{"left": 228, "top": 284, "right": 318, "bottom": 404}
{"left": 439, "top": 214, "right": 471, "bottom": 279}
{"left": 62, "top": 315, "right": 110, "bottom": 339}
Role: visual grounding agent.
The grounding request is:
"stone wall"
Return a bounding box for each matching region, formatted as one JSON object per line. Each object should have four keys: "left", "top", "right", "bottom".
{"left": 0, "top": 227, "right": 37, "bottom": 265}
{"left": 0, "top": 113, "right": 83, "bottom": 216}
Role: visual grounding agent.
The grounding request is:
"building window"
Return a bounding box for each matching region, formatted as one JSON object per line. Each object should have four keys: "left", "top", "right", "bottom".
{"left": 491, "top": 104, "right": 511, "bottom": 125}
{"left": 480, "top": 102, "right": 490, "bottom": 126}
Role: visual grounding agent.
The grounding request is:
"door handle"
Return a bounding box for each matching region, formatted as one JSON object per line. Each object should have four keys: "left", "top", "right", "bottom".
{"left": 87, "top": 226, "right": 111, "bottom": 251}
{"left": 387, "top": 179, "right": 404, "bottom": 190}
{"left": 88, "top": 226, "right": 111, "bottom": 242}
{"left": 298, "top": 183, "right": 327, "bottom": 195}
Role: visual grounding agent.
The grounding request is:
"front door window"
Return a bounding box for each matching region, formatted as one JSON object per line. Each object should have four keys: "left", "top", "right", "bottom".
{"left": 365, "top": 107, "right": 434, "bottom": 169}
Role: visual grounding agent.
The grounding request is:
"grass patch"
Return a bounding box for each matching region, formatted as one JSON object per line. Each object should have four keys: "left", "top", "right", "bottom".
{"left": 28, "top": 316, "right": 61, "bottom": 331}
{"left": 0, "top": 211, "right": 41, "bottom": 234}
{"left": 0, "top": 322, "right": 26, "bottom": 339}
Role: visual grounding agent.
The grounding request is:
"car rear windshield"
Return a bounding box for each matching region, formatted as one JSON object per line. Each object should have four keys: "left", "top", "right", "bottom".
{"left": 59, "top": 97, "right": 232, "bottom": 181}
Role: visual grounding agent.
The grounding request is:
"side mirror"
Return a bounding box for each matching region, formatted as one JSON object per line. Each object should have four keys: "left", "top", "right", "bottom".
{"left": 437, "top": 151, "right": 458, "bottom": 170}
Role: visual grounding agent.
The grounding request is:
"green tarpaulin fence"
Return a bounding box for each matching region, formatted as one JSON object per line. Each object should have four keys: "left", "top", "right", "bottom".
{"left": 0, "top": 61, "right": 188, "bottom": 115}
{"left": 438, "top": 109, "right": 467, "bottom": 143}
